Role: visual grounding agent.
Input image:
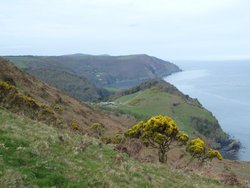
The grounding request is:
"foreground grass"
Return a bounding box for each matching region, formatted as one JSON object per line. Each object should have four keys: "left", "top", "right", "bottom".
{"left": 0, "top": 108, "right": 227, "bottom": 187}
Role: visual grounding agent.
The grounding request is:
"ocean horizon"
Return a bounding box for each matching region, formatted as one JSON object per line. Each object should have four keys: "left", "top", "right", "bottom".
{"left": 164, "top": 60, "right": 250, "bottom": 161}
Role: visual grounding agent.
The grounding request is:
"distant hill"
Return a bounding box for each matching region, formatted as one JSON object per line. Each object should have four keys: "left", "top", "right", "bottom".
{"left": 5, "top": 54, "right": 180, "bottom": 101}
{"left": 5, "top": 55, "right": 112, "bottom": 102}
{"left": 26, "top": 68, "right": 110, "bottom": 102}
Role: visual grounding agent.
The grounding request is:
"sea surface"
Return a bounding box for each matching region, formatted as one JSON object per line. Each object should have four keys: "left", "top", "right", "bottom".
{"left": 164, "top": 60, "right": 250, "bottom": 161}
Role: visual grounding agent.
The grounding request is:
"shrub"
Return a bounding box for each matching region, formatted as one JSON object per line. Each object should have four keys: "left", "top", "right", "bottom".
{"left": 186, "top": 137, "right": 223, "bottom": 164}
{"left": 111, "top": 133, "right": 126, "bottom": 144}
{"left": 40, "top": 105, "right": 53, "bottom": 114}
{"left": 19, "top": 95, "right": 37, "bottom": 107}
{"left": 206, "top": 149, "right": 223, "bottom": 160}
{"left": 125, "top": 115, "right": 189, "bottom": 163}
{"left": 0, "top": 81, "right": 16, "bottom": 91}
{"left": 177, "top": 133, "right": 189, "bottom": 145}
{"left": 90, "top": 123, "right": 105, "bottom": 137}
{"left": 101, "top": 133, "right": 126, "bottom": 145}
{"left": 71, "top": 122, "right": 80, "bottom": 131}
{"left": 0, "top": 82, "right": 17, "bottom": 100}
{"left": 54, "top": 105, "right": 63, "bottom": 113}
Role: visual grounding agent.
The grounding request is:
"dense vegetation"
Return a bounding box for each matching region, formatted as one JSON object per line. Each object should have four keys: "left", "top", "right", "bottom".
{"left": 6, "top": 54, "right": 180, "bottom": 101}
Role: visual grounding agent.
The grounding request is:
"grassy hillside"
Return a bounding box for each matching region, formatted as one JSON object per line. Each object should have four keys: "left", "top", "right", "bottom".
{"left": 0, "top": 108, "right": 229, "bottom": 187}
{"left": 5, "top": 54, "right": 180, "bottom": 101}
{"left": 0, "top": 58, "right": 125, "bottom": 135}
{"left": 5, "top": 55, "right": 110, "bottom": 102}
{"left": 106, "top": 80, "right": 231, "bottom": 150}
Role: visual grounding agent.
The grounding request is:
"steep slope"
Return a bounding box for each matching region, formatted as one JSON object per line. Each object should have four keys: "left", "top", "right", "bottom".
{"left": 27, "top": 68, "right": 109, "bottom": 102}
{"left": 5, "top": 55, "right": 110, "bottom": 102}
{"left": 106, "top": 79, "right": 238, "bottom": 156}
{"left": 0, "top": 58, "right": 124, "bottom": 135}
{"left": 5, "top": 54, "right": 181, "bottom": 97}
{"left": 0, "top": 108, "right": 230, "bottom": 187}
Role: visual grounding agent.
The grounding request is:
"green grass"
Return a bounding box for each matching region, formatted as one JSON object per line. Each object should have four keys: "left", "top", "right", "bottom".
{"left": 113, "top": 89, "right": 220, "bottom": 135}
{"left": 103, "top": 86, "right": 121, "bottom": 92}
{"left": 0, "top": 108, "right": 228, "bottom": 187}
{"left": 173, "top": 103, "right": 216, "bottom": 131}
{"left": 114, "top": 90, "right": 173, "bottom": 119}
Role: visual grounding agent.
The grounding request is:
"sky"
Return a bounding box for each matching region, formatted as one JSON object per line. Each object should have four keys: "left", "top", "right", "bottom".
{"left": 1, "top": 0, "right": 250, "bottom": 60}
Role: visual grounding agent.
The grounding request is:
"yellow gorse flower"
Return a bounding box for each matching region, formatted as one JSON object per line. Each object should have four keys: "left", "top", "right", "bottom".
{"left": 125, "top": 115, "right": 189, "bottom": 163}
{"left": 0, "top": 81, "right": 16, "bottom": 91}
{"left": 206, "top": 149, "right": 223, "bottom": 160}
{"left": 125, "top": 115, "right": 187, "bottom": 145}
{"left": 186, "top": 138, "right": 205, "bottom": 155}
{"left": 186, "top": 138, "right": 223, "bottom": 161}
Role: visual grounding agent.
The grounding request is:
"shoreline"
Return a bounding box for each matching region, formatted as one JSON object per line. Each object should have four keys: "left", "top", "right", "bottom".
{"left": 163, "top": 71, "right": 242, "bottom": 161}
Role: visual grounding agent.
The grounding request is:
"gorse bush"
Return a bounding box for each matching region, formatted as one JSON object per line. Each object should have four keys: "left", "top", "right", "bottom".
{"left": 54, "top": 104, "right": 64, "bottom": 112}
{"left": 18, "top": 95, "right": 37, "bottom": 107}
{"left": 40, "top": 104, "right": 53, "bottom": 114}
{"left": 177, "top": 133, "right": 189, "bottom": 145}
{"left": 186, "top": 138, "right": 205, "bottom": 157}
{"left": 125, "top": 115, "right": 189, "bottom": 163}
{"left": 0, "top": 81, "right": 59, "bottom": 125}
{"left": 186, "top": 137, "right": 223, "bottom": 164}
{"left": 206, "top": 149, "right": 223, "bottom": 160}
{"left": 0, "top": 81, "right": 18, "bottom": 100}
{"left": 101, "top": 133, "right": 126, "bottom": 145}
{"left": 0, "top": 81, "right": 16, "bottom": 91}
{"left": 90, "top": 123, "right": 106, "bottom": 137}
{"left": 71, "top": 121, "right": 80, "bottom": 131}
{"left": 125, "top": 115, "right": 223, "bottom": 164}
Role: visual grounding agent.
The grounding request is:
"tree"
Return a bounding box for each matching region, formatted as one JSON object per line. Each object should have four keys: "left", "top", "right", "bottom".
{"left": 186, "top": 138, "right": 223, "bottom": 165}
{"left": 125, "top": 115, "right": 189, "bottom": 163}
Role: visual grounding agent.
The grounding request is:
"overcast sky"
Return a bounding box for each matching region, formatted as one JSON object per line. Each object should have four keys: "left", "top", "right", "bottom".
{"left": 1, "top": 0, "right": 250, "bottom": 60}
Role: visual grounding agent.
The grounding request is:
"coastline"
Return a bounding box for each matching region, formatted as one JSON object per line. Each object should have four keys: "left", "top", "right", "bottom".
{"left": 163, "top": 70, "right": 241, "bottom": 161}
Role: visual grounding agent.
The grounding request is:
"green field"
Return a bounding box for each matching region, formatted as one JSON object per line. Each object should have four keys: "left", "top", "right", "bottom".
{"left": 103, "top": 86, "right": 121, "bottom": 92}
{"left": 0, "top": 108, "right": 228, "bottom": 187}
{"left": 113, "top": 88, "right": 222, "bottom": 136}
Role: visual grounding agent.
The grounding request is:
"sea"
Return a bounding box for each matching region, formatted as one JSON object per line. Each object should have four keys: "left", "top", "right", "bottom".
{"left": 164, "top": 60, "right": 250, "bottom": 161}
